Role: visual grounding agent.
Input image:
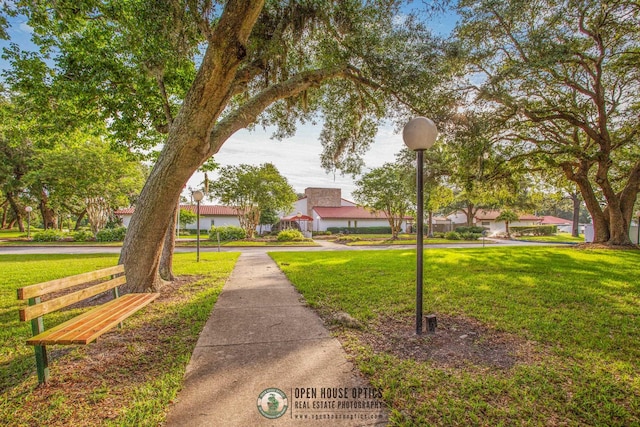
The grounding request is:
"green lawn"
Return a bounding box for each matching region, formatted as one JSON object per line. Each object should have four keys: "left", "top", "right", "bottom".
{"left": 176, "top": 239, "right": 318, "bottom": 247}
{"left": 346, "top": 237, "right": 485, "bottom": 246}
{"left": 516, "top": 233, "right": 585, "bottom": 243}
{"left": 270, "top": 247, "right": 640, "bottom": 426}
{"left": 0, "top": 228, "right": 42, "bottom": 239}
{"left": 0, "top": 252, "right": 239, "bottom": 426}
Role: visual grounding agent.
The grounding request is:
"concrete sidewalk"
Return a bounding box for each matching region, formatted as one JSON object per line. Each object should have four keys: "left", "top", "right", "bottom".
{"left": 165, "top": 252, "right": 387, "bottom": 427}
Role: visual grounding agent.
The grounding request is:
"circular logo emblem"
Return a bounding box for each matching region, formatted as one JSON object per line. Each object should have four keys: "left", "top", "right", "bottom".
{"left": 257, "top": 388, "right": 288, "bottom": 419}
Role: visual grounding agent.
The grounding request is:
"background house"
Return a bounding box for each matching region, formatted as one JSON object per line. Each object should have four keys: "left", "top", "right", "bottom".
{"left": 115, "top": 205, "right": 242, "bottom": 232}
{"left": 288, "top": 187, "right": 411, "bottom": 233}
{"left": 447, "top": 209, "right": 542, "bottom": 235}
{"left": 539, "top": 215, "right": 586, "bottom": 234}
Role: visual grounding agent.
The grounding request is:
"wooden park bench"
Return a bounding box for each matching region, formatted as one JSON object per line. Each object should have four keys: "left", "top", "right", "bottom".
{"left": 17, "top": 265, "right": 159, "bottom": 384}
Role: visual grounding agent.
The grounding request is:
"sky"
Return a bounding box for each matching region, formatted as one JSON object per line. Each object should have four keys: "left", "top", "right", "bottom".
{"left": 0, "top": 7, "right": 458, "bottom": 203}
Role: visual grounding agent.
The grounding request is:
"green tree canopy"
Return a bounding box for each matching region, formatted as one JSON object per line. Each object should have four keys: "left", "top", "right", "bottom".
{"left": 27, "top": 133, "right": 147, "bottom": 234}
{"left": 3, "top": 0, "right": 454, "bottom": 291}
{"left": 209, "top": 163, "right": 296, "bottom": 238}
{"left": 178, "top": 208, "right": 197, "bottom": 230}
{"left": 455, "top": 0, "right": 640, "bottom": 245}
{"left": 353, "top": 162, "right": 414, "bottom": 239}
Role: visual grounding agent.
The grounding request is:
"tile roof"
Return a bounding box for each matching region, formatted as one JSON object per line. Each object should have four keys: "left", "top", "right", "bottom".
{"left": 314, "top": 206, "right": 390, "bottom": 219}
{"left": 115, "top": 205, "right": 238, "bottom": 216}
{"left": 540, "top": 215, "right": 572, "bottom": 225}
{"left": 474, "top": 209, "right": 541, "bottom": 221}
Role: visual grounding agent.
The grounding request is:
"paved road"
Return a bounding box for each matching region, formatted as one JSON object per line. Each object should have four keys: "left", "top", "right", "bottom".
{"left": 0, "top": 239, "right": 570, "bottom": 255}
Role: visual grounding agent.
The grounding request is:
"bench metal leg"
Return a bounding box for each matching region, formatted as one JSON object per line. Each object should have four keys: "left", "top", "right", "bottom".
{"left": 34, "top": 345, "right": 49, "bottom": 384}
{"left": 29, "top": 298, "right": 49, "bottom": 384}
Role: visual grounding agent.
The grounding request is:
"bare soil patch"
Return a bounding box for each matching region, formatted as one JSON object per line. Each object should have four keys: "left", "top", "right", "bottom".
{"left": 13, "top": 275, "right": 202, "bottom": 426}
{"left": 336, "top": 314, "right": 543, "bottom": 370}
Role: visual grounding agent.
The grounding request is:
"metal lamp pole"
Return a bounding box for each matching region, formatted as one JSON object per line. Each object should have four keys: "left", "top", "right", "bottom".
{"left": 403, "top": 117, "right": 438, "bottom": 335}
{"left": 192, "top": 190, "right": 204, "bottom": 262}
{"left": 25, "top": 206, "right": 33, "bottom": 239}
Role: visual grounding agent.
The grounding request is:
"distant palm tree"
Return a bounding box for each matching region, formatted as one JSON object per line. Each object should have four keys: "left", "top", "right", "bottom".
{"left": 496, "top": 210, "right": 519, "bottom": 238}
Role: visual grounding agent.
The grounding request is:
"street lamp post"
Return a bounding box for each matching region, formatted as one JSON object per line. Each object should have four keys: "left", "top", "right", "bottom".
{"left": 192, "top": 190, "right": 204, "bottom": 262}
{"left": 25, "top": 206, "right": 33, "bottom": 239}
{"left": 403, "top": 117, "right": 438, "bottom": 335}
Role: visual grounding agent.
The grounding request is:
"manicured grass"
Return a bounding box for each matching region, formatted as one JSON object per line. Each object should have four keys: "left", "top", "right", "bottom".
{"left": 516, "top": 233, "right": 585, "bottom": 243}
{"left": 270, "top": 247, "right": 640, "bottom": 425}
{"left": 0, "top": 228, "right": 43, "bottom": 239}
{"left": 0, "top": 240, "right": 123, "bottom": 246}
{"left": 0, "top": 252, "right": 239, "bottom": 426}
{"left": 346, "top": 237, "right": 485, "bottom": 246}
{"left": 176, "top": 239, "right": 318, "bottom": 247}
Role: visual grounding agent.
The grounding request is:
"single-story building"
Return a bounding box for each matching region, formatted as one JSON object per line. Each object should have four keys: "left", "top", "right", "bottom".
{"left": 447, "top": 209, "right": 542, "bottom": 235}
{"left": 115, "top": 205, "right": 242, "bottom": 232}
{"left": 539, "top": 215, "right": 587, "bottom": 234}
{"left": 289, "top": 187, "right": 411, "bottom": 233}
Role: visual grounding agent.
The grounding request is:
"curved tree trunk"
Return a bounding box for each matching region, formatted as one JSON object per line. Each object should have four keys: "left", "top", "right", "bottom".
{"left": 427, "top": 210, "right": 434, "bottom": 238}
{"left": 1, "top": 199, "right": 8, "bottom": 229}
{"left": 570, "top": 192, "right": 580, "bottom": 238}
{"left": 118, "top": 0, "right": 354, "bottom": 292}
{"left": 74, "top": 209, "right": 86, "bottom": 231}
{"left": 6, "top": 192, "right": 24, "bottom": 232}
{"left": 159, "top": 205, "right": 178, "bottom": 281}
{"left": 120, "top": 0, "right": 266, "bottom": 293}
{"left": 566, "top": 160, "right": 639, "bottom": 246}
{"left": 39, "top": 190, "right": 58, "bottom": 230}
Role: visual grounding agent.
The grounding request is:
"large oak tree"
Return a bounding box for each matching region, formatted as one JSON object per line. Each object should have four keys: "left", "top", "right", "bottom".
{"left": 5, "top": 1, "right": 449, "bottom": 291}
{"left": 455, "top": 0, "right": 640, "bottom": 246}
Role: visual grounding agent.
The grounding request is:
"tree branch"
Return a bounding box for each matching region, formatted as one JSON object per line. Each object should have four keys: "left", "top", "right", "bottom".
{"left": 207, "top": 66, "right": 349, "bottom": 155}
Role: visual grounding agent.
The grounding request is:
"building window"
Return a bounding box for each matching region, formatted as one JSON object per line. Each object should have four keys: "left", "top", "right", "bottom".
{"left": 211, "top": 219, "right": 215, "bottom": 228}
{"left": 348, "top": 220, "right": 351, "bottom": 228}
{"left": 354, "top": 220, "right": 358, "bottom": 229}
{"left": 482, "top": 221, "right": 490, "bottom": 226}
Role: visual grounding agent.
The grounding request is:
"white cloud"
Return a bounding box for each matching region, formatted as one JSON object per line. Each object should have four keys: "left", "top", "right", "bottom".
{"left": 18, "top": 22, "right": 33, "bottom": 34}
{"left": 188, "top": 123, "right": 405, "bottom": 202}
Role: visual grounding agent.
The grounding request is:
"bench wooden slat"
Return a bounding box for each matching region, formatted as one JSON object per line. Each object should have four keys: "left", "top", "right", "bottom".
{"left": 20, "top": 276, "right": 127, "bottom": 321}
{"left": 38, "top": 294, "right": 158, "bottom": 344}
{"left": 26, "top": 293, "right": 160, "bottom": 345}
{"left": 17, "top": 265, "right": 125, "bottom": 300}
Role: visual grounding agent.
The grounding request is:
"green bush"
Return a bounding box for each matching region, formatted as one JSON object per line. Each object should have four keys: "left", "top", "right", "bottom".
{"left": 334, "top": 235, "right": 361, "bottom": 244}
{"left": 511, "top": 225, "right": 557, "bottom": 236}
{"left": 433, "top": 232, "right": 445, "bottom": 238}
{"left": 459, "top": 232, "right": 481, "bottom": 240}
{"left": 326, "top": 226, "right": 393, "bottom": 235}
{"left": 72, "top": 230, "right": 95, "bottom": 242}
{"left": 209, "top": 225, "right": 246, "bottom": 241}
{"left": 455, "top": 226, "right": 486, "bottom": 234}
{"left": 444, "top": 231, "right": 461, "bottom": 240}
{"left": 277, "top": 229, "right": 305, "bottom": 242}
{"left": 96, "top": 226, "right": 127, "bottom": 242}
{"left": 33, "top": 229, "right": 65, "bottom": 242}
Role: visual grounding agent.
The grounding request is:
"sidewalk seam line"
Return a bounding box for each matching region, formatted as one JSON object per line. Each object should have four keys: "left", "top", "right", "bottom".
{"left": 196, "top": 336, "right": 334, "bottom": 348}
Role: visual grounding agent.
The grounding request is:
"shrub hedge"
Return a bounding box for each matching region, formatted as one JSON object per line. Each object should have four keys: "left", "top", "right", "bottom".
{"left": 445, "top": 231, "right": 461, "bottom": 240}
{"left": 326, "top": 226, "right": 393, "bottom": 234}
{"left": 209, "top": 225, "right": 246, "bottom": 241}
{"left": 511, "top": 225, "right": 557, "bottom": 236}
{"left": 455, "top": 226, "right": 486, "bottom": 234}
{"left": 96, "top": 226, "right": 127, "bottom": 242}
{"left": 72, "top": 230, "right": 95, "bottom": 242}
{"left": 277, "top": 229, "right": 306, "bottom": 242}
{"left": 33, "top": 229, "right": 64, "bottom": 242}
